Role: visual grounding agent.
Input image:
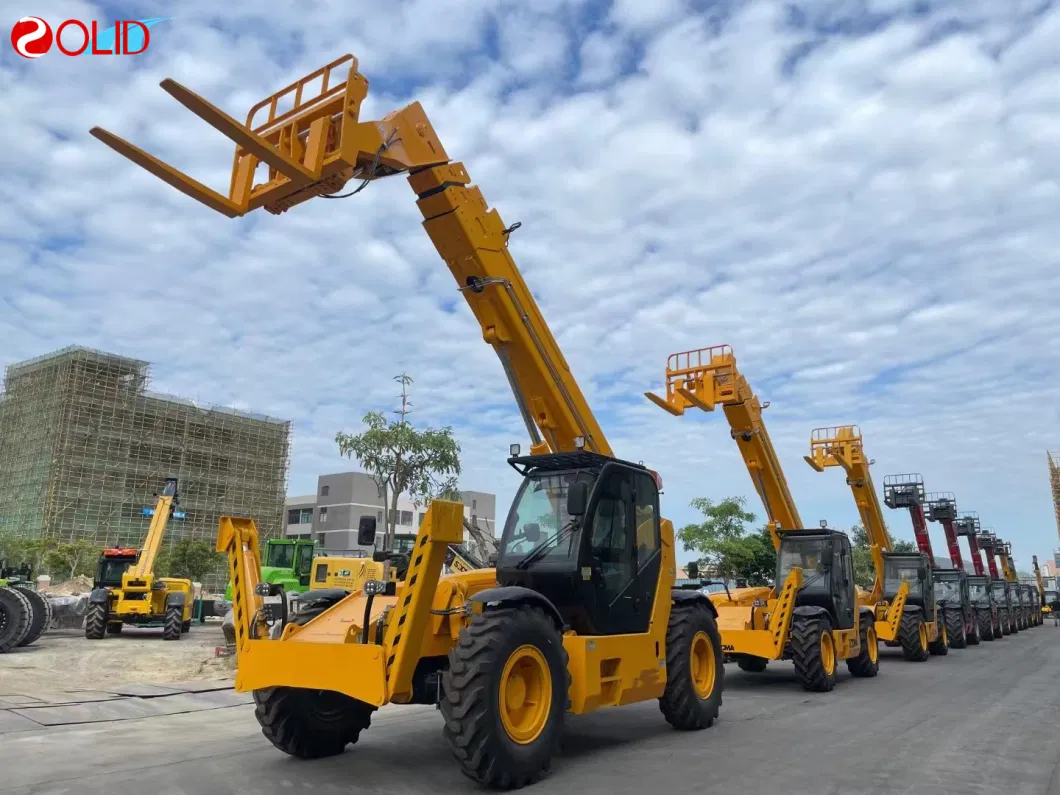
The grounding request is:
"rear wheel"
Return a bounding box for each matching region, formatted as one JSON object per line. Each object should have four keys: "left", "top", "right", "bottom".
{"left": 442, "top": 604, "right": 568, "bottom": 790}
{"left": 898, "top": 612, "right": 930, "bottom": 662}
{"left": 84, "top": 602, "right": 107, "bottom": 640}
{"left": 660, "top": 601, "right": 724, "bottom": 729}
{"left": 161, "top": 606, "right": 182, "bottom": 641}
{"left": 846, "top": 618, "right": 879, "bottom": 678}
{"left": 736, "top": 655, "right": 769, "bottom": 673}
{"left": 790, "top": 614, "right": 837, "bottom": 692}
{"left": 944, "top": 609, "right": 966, "bottom": 649}
{"left": 254, "top": 687, "right": 375, "bottom": 758}
{"left": 0, "top": 587, "right": 32, "bottom": 653}
{"left": 928, "top": 618, "right": 949, "bottom": 656}
{"left": 978, "top": 611, "right": 994, "bottom": 641}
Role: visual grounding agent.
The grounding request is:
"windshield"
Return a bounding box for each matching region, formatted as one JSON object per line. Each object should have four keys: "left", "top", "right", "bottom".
{"left": 265, "top": 542, "right": 294, "bottom": 569}
{"left": 393, "top": 535, "right": 416, "bottom": 555}
{"left": 991, "top": 584, "right": 1008, "bottom": 603}
{"left": 884, "top": 559, "right": 922, "bottom": 599}
{"left": 968, "top": 582, "right": 989, "bottom": 602}
{"left": 499, "top": 471, "right": 590, "bottom": 565}
{"left": 934, "top": 578, "right": 960, "bottom": 604}
{"left": 777, "top": 538, "right": 832, "bottom": 591}
{"left": 97, "top": 557, "right": 134, "bottom": 587}
{"left": 1046, "top": 591, "right": 1059, "bottom": 604}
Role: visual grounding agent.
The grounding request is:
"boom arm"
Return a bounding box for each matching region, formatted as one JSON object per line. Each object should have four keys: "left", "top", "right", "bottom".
{"left": 955, "top": 512, "right": 984, "bottom": 575}
{"left": 977, "top": 531, "right": 1003, "bottom": 580}
{"left": 996, "top": 539, "right": 1018, "bottom": 583}
{"left": 925, "top": 492, "right": 962, "bottom": 569}
{"left": 882, "top": 474, "right": 934, "bottom": 567}
{"left": 89, "top": 54, "right": 608, "bottom": 458}
{"left": 1033, "top": 555, "right": 1046, "bottom": 598}
{"left": 645, "top": 345, "right": 802, "bottom": 546}
{"left": 132, "top": 478, "right": 179, "bottom": 578}
{"left": 805, "top": 426, "right": 890, "bottom": 601}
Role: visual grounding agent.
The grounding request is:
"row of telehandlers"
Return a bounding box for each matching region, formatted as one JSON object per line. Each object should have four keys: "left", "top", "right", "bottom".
{"left": 85, "top": 53, "right": 1060, "bottom": 790}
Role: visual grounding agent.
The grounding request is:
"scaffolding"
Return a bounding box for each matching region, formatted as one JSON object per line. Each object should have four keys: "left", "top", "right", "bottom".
{"left": 0, "top": 346, "right": 291, "bottom": 551}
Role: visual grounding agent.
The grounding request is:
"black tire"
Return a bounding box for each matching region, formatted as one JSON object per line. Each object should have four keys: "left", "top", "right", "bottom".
{"left": 790, "top": 614, "right": 837, "bottom": 692}
{"left": 106, "top": 622, "right": 123, "bottom": 635}
{"left": 85, "top": 602, "right": 107, "bottom": 640}
{"left": 660, "top": 602, "right": 724, "bottom": 729}
{"left": 977, "top": 611, "right": 994, "bottom": 641}
{"left": 846, "top": 616, "right": 879, "bottom": 678}
{"left": 944, "top": 609, "right": 966, "bottom": 650}
{"left": 253, "top": 687, "right": 375, "bottom": 758}
{"left": 441, "top": 604, "right": 568, "bottom": 789}
{"left": 17, "top": 587, "right": 52, "bottom": 647}
{"left": 0, "top": 587, "right": 32, "bottom": 653}
{"left": 898, "top": 612, "right": 930, "bottom": 662}
{"left": 736, "top": 655, "right": 769, "bottom": 673}
{"left": 162, "top": 606, "right": 182, "bottom": 640}
{"left": 928, "top": 618, "right": 949, "bottom": 656}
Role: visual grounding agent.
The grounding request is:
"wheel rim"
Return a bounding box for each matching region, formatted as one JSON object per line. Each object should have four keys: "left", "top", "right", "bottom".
{"left": 941, "top": 624, "right": 948, "bottom": 645}
{"left": 499, "top": 644, "right": 552, "bottom": 745}
{"left": 820, "top": 631, "right": 836, "bottom": 675}
{"left": 918, "top": 623, "right": 928, "bottom": 650}
{"left": 866, "top": 625, "right": 878, "bottom": 663}
{"left": 690, "top": 630, "right": 716, "bottom": 698}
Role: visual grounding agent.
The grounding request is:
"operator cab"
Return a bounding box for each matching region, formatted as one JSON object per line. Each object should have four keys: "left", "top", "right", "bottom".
{"left": 967, "top": 575, "right": 993, "bottom": 606}
{"left": 1044, "top": 589, "right": 1060, "bottom": 608}
{"left": 775, "top": 529, "right": 856, "bottom": 630}
{"left": 497, "top": 451, "right": 663, "bottom": 637}
{"left": 883, "top": 552, "right": 934, "bottom": 612}
{"left": 933, "top": 569, "right": 968, "bottom": 608}
{"left": 94, "top": 549, "right": 139, "bottom": 589}
{"left": 991, "top": 581, "right": 1010, "bottom": 607}
{"left": 1019, "top": 584, "right": 1032, "bottom": 606}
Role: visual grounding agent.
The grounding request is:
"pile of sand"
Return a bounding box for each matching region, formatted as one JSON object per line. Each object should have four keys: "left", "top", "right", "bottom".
{"left": 40, "top": 575, "right": 94, "bottom": 596}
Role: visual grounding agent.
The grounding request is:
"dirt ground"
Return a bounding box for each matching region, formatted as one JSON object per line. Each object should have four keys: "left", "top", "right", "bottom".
{"left": 0, "top": 621, "right": 234, "bottom": 696}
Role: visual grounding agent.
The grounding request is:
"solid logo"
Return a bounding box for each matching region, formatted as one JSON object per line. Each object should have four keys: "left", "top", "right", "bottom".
{"left": 10, "top": 16, "right": 170, "bottom": 58}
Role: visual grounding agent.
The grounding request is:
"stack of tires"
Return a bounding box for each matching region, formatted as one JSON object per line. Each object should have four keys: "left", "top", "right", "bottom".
{"left": 0, "top": 583, "right": 53, "bottom": 653}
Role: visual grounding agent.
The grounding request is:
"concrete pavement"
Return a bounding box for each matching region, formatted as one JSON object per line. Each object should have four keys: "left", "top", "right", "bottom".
{"left": 3, "top": 627, "right": 1058, "bottom": 795}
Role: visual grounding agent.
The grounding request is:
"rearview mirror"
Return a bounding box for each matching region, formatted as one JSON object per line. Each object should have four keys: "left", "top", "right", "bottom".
{"left": 918, "top": 564, "right": 928, "bottom": 581}
{"left": 523, "top": 523, "right": 541, "bottom": 543}
{"left": 357, "top": 515, "right": 377, "bottom": 547}
{"left": 819, "top": 545, "right": 833, "bottom": 566}
{"left": 567, "top": 481, "right": 588, "bottom": 516}
{"left": 687, "top": 561, "right": 699, "bottom": 579}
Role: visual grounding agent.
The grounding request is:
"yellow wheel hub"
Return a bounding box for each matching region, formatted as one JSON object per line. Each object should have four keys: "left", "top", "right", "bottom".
{"left": 941, "top": 624, "right": 948, "bottom": 646}
{"left": 866, "top": 625, "right": 878, "bottom": 663}
{"left": 690, "top": 631, "right": 716, "bottom": 699}
{"left": 499, "top": 645, "right": 552, "bottom": 745}
{"left": 820, "top": 631, "right": 836, "bottom": 675}
{"left": 918, "top": 623, "right": 928, "bottom": 651}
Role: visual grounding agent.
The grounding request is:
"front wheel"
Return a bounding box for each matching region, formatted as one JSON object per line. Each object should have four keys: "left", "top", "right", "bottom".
{"left": 790, "top": 614, "right": 837, "bottom": 692}
{"left": 442, "top": 604, "right": 568, "bottom": 790}
{"left": 944, "top": 609, "right": 966, "bottom": 650}
{"left": 928, "top": 618, "right": 949, "bottom": 656}
{"left": 161, "top": 606, "right": 182, "bottom": 641}
{"left": 660, "top": 601, "right": 724, "bottom": 729}
{"left": 84, "top": 602, "right": 107, "bottom": 640}
{"left": 898, "top": 612, "right": 930, "bottom": 662}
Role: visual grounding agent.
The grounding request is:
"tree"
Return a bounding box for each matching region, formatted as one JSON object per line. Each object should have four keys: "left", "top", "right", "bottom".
{"left": 336, "top": 373, "right": 462, "bottom": 549}
{"left": 678, "top": 496, "right": 776, "bottom": 586}
{"left": 43, "top": 540, "right": 99, "bottom": 581}
{"left": 0, "top": 531, "right": 56, "bottom": 575}
{"left": 160, "top": 539, "right": 222, "bottom": 582}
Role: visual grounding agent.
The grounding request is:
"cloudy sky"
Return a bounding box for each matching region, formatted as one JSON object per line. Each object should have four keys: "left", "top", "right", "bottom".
{"left": 3, "top": 0, "right": 1058, "bottom": 571}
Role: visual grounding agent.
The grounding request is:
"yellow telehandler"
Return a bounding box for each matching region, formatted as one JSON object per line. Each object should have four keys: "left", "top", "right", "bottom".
{"left": 646, "top": 345, "right": 882, "bottom": 691}
{"left": 91, "top": 53, "right": 725, "bottom": 789}
{"left": 85, "top": 478, "right": 194, "bottom": 640}
{"left": 805, "top": 427, "right": 946, "bottom": 661}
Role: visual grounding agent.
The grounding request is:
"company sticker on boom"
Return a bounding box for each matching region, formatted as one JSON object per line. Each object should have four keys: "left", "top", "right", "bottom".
{"left": 11, "top": 16, "right": 170, "bottom": 58}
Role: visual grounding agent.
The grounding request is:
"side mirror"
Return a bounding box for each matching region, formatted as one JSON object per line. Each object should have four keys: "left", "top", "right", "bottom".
{"left": 357, "top": 515, "right": 377, "bottom": 547}
{"left": 567, "top": 481, "right": 588, "bottom": 516}
{"left": 918, "top": 564, "right": 928, "bottom": 582}
{"left": 687, "top": 561, "right": 700, "bottom": 579}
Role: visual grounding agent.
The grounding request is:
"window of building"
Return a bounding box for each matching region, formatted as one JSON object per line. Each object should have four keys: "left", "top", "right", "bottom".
{"left": 472, "top": 499, "right": 477, "bottom": 510}
{"left": 300, "top": 508, "right": 313, "bottom": 524}
{"left": 399, "top": 510, "right": 413, "bottom": 526}
{"left": 287, "top": 509, "right": 300, "bottom": 525}
{"left": 377, "top": 510, "right": 383, "bottom": 523}
{"left": 320, "top": 485, "right": 329, "bottom": 497}
{"left": 319, "top": 507, "right": 328, "bottom": 523}
{"left": 418, "top": 512, "right": 426, "bottom": 526}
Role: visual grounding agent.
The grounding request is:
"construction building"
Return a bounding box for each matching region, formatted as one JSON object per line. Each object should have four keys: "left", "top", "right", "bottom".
{"left": 0, "top": 346, "right": 291, "bottom": 549}
{"left": 284, "top": 471, "right": 496, "bottom": 551}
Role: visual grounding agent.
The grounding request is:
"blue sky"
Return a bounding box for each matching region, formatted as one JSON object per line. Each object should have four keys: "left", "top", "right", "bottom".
{"left": 3, "top": 0, "right": 1059, "bottom": 571}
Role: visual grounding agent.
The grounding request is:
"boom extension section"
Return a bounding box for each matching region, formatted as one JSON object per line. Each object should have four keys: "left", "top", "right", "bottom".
{"left": 645, "top": 345, "right": 801, "bottom": 542}
{"left": 882, "top": 475, "right": 934, "bottom": 567}
{"left": 90, "top": 54, "right": 607, "bottom": 459}
{"left": 957, "top": 513, "right": 986, "bottom": 575}
{"left": 926, "top": 493, "right": 963, "bottom": 570}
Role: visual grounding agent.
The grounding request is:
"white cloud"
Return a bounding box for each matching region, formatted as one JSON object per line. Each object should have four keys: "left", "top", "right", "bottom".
{"left": 2, "top": 0, "right": 1059, "bottom": 572}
